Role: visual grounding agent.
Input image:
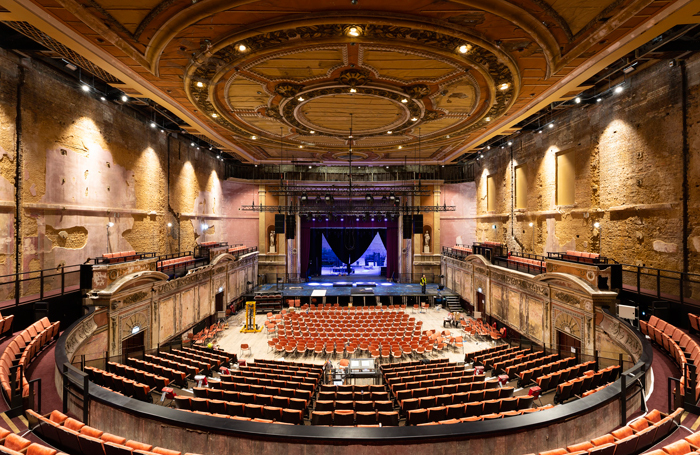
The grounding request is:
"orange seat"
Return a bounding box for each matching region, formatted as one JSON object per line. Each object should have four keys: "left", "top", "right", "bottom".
{"left": 663, "top": 439, "right": 691, "bottom": 455}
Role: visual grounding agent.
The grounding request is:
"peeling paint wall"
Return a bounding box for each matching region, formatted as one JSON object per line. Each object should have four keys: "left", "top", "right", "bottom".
{"left": 0, "top": 48, "right": 258, "bottom": 296}
{"left": 475, "top": 55, "right": 700, "bottom": 277}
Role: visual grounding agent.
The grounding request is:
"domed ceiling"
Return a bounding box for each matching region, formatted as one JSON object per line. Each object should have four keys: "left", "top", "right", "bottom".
{"left": 3, "top": 0, "right": 696, "bottom": 163}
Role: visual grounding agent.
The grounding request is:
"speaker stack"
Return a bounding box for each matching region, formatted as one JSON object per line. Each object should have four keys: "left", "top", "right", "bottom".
{"left": 403, "top": 215, "right": 412, "bottom": 239}
{"left": 274, "top": 214, "right": 285, "bottom": 234}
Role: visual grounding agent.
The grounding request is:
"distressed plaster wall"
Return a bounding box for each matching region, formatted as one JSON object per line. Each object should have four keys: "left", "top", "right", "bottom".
{"left": 441, "top": 181, "right": 477, "bottom": 248}
{"left": 474, "top": 56, "right": 700, "bottom": 282}
{"left": 0, "top": 48, "right": 259, "bottom": 296}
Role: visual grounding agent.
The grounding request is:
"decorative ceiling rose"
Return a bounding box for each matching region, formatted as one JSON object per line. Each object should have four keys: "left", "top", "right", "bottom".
{"left": 275, "top": 83, "right": 305, "bottom": 98}
{"left": 423, "top": 110, "right": 445, "bottom": 121}
{"left": 337, "top": 68, "right": 371, "bottom": 87}
{"left": 403, "top": 84, "right": 430, "bottom": 98}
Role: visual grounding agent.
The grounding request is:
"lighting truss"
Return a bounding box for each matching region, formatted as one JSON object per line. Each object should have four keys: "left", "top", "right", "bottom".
{"left": 240, "top": 202, "right": 455, "bottom": 214}
{"left": 267, "top": 184, "right": 432, "bottom": 197}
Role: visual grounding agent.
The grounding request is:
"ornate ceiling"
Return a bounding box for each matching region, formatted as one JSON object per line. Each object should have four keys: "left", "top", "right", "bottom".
{"left": 1, "top": 0, "right": 699, "bottom": 164}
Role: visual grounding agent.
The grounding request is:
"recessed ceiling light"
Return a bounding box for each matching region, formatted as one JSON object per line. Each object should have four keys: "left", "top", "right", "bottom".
{"left": 299, "top": 145, "right": 303, "bottom": 148}
{"left": 548, "top": 123, "right": 554, "bottom": 128}
{"left": 401, "top": 98, "right": 408, "bottom": 103}
{"left": 251, "top": 135, "right": 257, "bottom": 140}
{"left": 191, "top": 142, "right": 195, "bottom": 146}
{"left": 507, "top": 141, "right": 512, "bottom": 146}
{"left": 309, "top": 130, "right": 315, "bottom": 134}
{"left": 458, "top": 44, "right": 471, "bottom": 54}
{"left": 100, "top": 96, "right": 106, "bottom": 101}
{"left": 486, "top": 146, "right": 491, "bottom": 150}
{"left": 398, "top": 146, "right": 403, "bottom": 149}
{"left": 238, "top": 44, "right": 247, "bottom": 52}
{"left": 297, "top": 96, "right": 304, "bottom": 101}
{"left": 485, "top": 117, "right": 491, "bottom": 122}
{"left": 211, "top": 113, "right": 218, "bottom": 118}
{"left": 499, "top": 83, "right": 510, "bottom": 91}
{"left": 387, "top": 131, "right": 392, "bottom": 134}
{"left": 574, "top": 97, "right": 581, "bottom": 104}
{"left": 150, "top": 122, "right": 156, "bottom": 128}
{"left": 614, "top": 85, "right": 624, "bottom": 94}
{"left": 411, "top": 117, "right": 418, "bottom": 122}
{"left": 196, "top": 81, "right": 204, "bottom": 88}
{"left": 538, "top": 130, "right": 542, "bottom": 134}
{"left": 347, "top": 26, "right": 361, "bottom": 37}
{"left": 597, "top": 98, "right": 602, "bottom": 102}
{"left": 121, "top": 95, "right": 128, "bottom": 102}
{"left": 349, "top": 88, "right": 357, "bottom": 93}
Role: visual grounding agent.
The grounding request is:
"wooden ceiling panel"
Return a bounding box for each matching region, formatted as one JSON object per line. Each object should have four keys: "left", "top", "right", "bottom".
{"left": 249, "top": 48, "right": 345, "bottom": 80}
{"left": 362, "top": 49, "right": 458, "bottom": 82}
{"left": 228, "top": 78, "right": 271, "bottom": 111}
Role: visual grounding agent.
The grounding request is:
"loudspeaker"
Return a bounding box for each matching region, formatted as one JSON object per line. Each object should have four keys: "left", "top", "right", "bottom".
{"left": 274, "top": 214, "right": 285, "bottom": 234}
{"left": 402, "top": 215, "right": 412, "bottom": 239}
{"left": 413, "top": 214, "right": 423, "bottom": 234}
{"left": 285, "top": 215, "right": 295, "bottom": 239}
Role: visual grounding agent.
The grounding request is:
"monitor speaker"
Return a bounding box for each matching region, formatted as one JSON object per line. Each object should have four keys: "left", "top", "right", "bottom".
{"left": 413, "top": 214, "right": 423, "bottom": 234}
{"left": 402, "top": 215, "right": 412, "bottom": 239}
{"left": 285, "top": 215, "right": 295, "bottom": 239}
{"left": 274, "top": 214, "right": 285, "bottom": 234}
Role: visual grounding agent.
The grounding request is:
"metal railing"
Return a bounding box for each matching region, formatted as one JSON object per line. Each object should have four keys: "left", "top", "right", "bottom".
{"left": 0, "top": 264, "right": 81, "bottom": 307}
{"left": 90, "top": 252, "right": 157, "bottom": 265}
{"left": 620, "top": 264, "right": 700, "bottom": 305}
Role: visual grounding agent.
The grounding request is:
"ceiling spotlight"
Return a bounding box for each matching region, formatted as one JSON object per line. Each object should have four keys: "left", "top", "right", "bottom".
{"left": 301, "top": 193, "right": 308, "bottom": 201}
{"left": 251, "top": 135, "right": 257, "bottom": 140}
{"left": 212, "top": 113, "right": 218, "bottom": 118}
{"left": 81, "top": 84, "right": 90, "bottom": 92}
{"left": 485, "top": 117, "right": 491, "bottom": 122}
{"left": 347, "top": 26, "right": 361, "bottom": 37}
{"left": 190, "top": 142, "right": 195, "bottom": 146}
{"left": 401, "top": 98, "right": 408, "bottom": 103}
{"left": 398, "top": 146, "right": 402, "bottom": 149}
{"left": 411, "top": 117, "right": 418, "bottom": 122}
{"left": 597, "top": 98, "right": 602, "bottom": 102}
{"left": 238, "top": 44, "right": 247, "bottom": 52}
{"left": 499, "top": 83, "right": 510, "bottom": 91}
{"left": 350, "top": 88, "right": 357, "bottom": 93}
{"left": 548, "top": 123, "right": 554, "bottom": 129}
{"left": 458, "top": 44, "right": 471, "bottom": 54}
{"left": 446, "top": 135, "right": 450, "bottom": 138}
{"left": 538, "top": 130, "right": 542, "bottom": 134}
{"left": 297, "top": 96, "right": 304, "bottom": 101}
{"left": 614, "top": 85, "right": 624, "bottom": 94}
{"left": 365, "top": 194, "right": 373, "bottom": 202}
{"left": 217, "top": 155, "right": 220, "bottom": 159}
{"left": 121, "top": 95, "right": 128, "bottom": 102}
{"left": 389, "top": 192, "right": 395, "bottom": 200}
{"left": 371, "top": 217, "right": 374, "bottom": 222}
{"left": 100, "top": 96, "right": 106, "bottom": 101}
{"left": 299, "top": 145, "right": 303, "bottom": 148}
{"left": 309, "top": 130, "right": 315, "bottom": 134}
{"left": 387, "top": 131, "right": 392, "bottom": 134}
{"left": 385, "top": 166, "right": 389, "bottom": 169}
{"left": 507, "top": 141, "right": 512, "bottom": 146}
{"left": 356, "top": 217, "right": 360, "bottom": 222}
{"left": 574, "top": 97, "right": 581, "bottom": 104}
{"left": 150, "top": 122, "right": 156, "bottom": 128}
{"left": 501, "top": 145, "right": 504, "bottom": 149}
{"left": 160, "top": 129, "right": 164, "bottom": 133}
{"left": 486, "top": 146, "right": 491, "bottom": 150}
{"left": 325, "top": 193, "right": 331, "bottom": 201}
{"left": 196, "top": 81, "right": 204, "bottom": 88}
{"left": 348, "top": 135, "right": 353, "bottom": 138}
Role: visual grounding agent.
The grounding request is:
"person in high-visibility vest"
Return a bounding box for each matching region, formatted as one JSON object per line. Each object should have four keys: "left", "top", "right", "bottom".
{"left": 420, "top": 274, "right": 427, "bottom": 294}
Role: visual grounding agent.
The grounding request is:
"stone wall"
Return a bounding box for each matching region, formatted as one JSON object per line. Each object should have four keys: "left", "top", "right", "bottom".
{"left": 0, "top": 48, "right": 258, "bottom": 298}
{"left": 474, "top": 55, "right": 700, "bottom": 279}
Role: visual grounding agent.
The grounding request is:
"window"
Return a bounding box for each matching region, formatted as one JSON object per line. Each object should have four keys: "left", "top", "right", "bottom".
{"left": 487, "top": 175, "right": 496, "bottom": 212}
{"left": 515, "top": 165, "right": 527, "bottom": 209}
{"left": 556, "top": 150, "right": 575, "bottom": 206}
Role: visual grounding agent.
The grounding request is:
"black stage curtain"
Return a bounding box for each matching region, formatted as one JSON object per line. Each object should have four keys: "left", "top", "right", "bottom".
{"left": 323, "top": 229, "right": 381, "bottom": 273}
{"left": 307, "top": 229, "right": 325, "bottom": 277}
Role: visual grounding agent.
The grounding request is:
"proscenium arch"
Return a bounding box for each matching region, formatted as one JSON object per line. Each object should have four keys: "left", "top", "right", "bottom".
{"left": 146, "top": 2, "right": 558, "bottom": 77}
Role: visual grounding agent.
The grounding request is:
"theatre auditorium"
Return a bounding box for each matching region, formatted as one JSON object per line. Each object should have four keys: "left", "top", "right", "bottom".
{"left": 0, "top": 0, "right": 697, "bottom": 453}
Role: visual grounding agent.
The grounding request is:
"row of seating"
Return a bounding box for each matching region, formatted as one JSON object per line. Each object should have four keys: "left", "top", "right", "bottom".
{"left": 533, "top": 360, "right": 597, "bottom": 392}
{"left": 310, "top": 410, "right": 399, "bottom": 426}
{"left": 318, "top": 390, "right": 390, "bottom": 401}
{"left": 174, "top": 396, "right": 306, "bottom": 424}
{"left": 314, "top": 400, "right": 395, "bottom": 412}
{"left": 391, "top": 376, "right": 494, "bottom": 395}
{"left": 0, "top": 311, "right": 14, "bottom": 337}
{"left": 492, "top": 350, "right": 546, "bottom": 375}
{"left": 144, "top": 354, "right": 200, "bottom": 377}
{"left": 0, "top": 427, "right": 66, "bottom": 455}
{"left": 405, "top": 395, "right": 535, "bottom": 424}
{"left": 526, "top": 408, "right": 682, "bottom": 455}
{"left": 199, "top": 241, "right": 220, "bottom": 247}
{"left": 156, "top": 255, "right": 195, "bottom": 271}
{"left": 171, "top": 348, "right": 223, "bottom": 368}
{"left": 465, "top": 343, "right": 510, "bottom": 363}
{"left": 471, "top": 345, "right": 519, "bottom": 366}
{"left": 84, "top": 366, "right": 152, "bottom": 402}
{"left": 106, "top": 361, "right": 171, "bottom": 392}
{"left": 453, "top": 246, "right": 473, "bottom": 254}
{"left": 0, "top": 317, "right": 60, "bottom": 400}
{"left": 127, "top": 358, "right": 187, "bottom": 386}
{"left": 101, "top": 250, "right": 141, "bottom": 263}
{"left": 582, "top": 382, "right": 612, "bottom": 397}
{"left": 641, "top": 315, "right": 700, "bottom": 401}
{"left": 483, "top": 348, "right": 533, "bottom": 370}
{"left": 185, "top": 345, "right": 232, "bottom": 364}
{"left": 195, "top": 382, "right": 314, "bottom": 401}
{"left": 554, "top": 366, "right": 621, "bottom": 403}
{"left": 239, "top": 364, "right": 321, "bottom": 379}
{"left": 250, "top": 358, "right": 323, "bottom": 373}
{"left": 505, "top": 353, "right": 559, "bottom": 378}
{"left": 156, "top": 350, "right": 211, "bottom": 374}
{"left": 386, "top": 368, "right": 475, "bottom": 387}
{"left": 415, "top": 405, "right": 556, "bottom": 425}
{"left": 507, "top": 255, "right": 546, "bottom": 271}
{"left": 396, "top": 385, "right": 514, "bottom": 406}
{"left": 384, "top": 362, "right": 461, "bottom": 381}
{"left": 518, "top": 357, "right": 582, "bottom": 388}
{"left": 219, "top": 374, "right": 316, "bottom": 391}
{"left": 561, "top": 250, "right": 602, "bottom": 263}
{"left": 177, "top": 390, "right": 308, "bottom": 411}
{"left": 381, "top": 358, "right": 449, "bottom": 373}
{"left": 27, "top": 409, "right": 202, "bottom": 455}
{"left": 227, "top": 245, "right": 248, "bottom": 254}
{"left": 688, "top": 313, "right": 700, "bottom": 334}
{"left": 319, "top": 384, "right": 387, "bottom": 393}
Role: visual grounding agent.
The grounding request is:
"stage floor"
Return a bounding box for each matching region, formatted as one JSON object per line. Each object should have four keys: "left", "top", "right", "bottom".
{"left": 250, "top": 282, "right": 450, "bottom": 298}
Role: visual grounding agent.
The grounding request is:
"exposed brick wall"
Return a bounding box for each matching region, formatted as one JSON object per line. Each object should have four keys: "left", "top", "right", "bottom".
{"left": 0, "top": 48, "right": 258, "bottom": 296}
{"left": 475, "top": 55, "right": 700, "bottom": 284}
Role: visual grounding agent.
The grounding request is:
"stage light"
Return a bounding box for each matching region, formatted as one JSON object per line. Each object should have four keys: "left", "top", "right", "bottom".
{"left": 538, "top": 130, "right": 542, "bottom": 134}
{"left": 310, "top": 130, "right": 315, "bottom": 134}
{"left": 312, "top": 217, "right": 316, "bottom": 221}
{"left": 196, "top": 81, "right": 204, "bottom": 88}
{"left": 347, "top": 26, "right": 361, "bottom": 37}
{"left": 191, "top": 142, "right": 195, "bottom": 146}
{"left": 389, "top": 192, "right": 395, "bottom": 200}
{"left": 384, "top": 218, "right": 388, "bottom": 221}
{"left": 325, "top": 193, "right": 331, "bottom": 202}
{"left": 297, "top": 96, "right": 304, "bottom": 101}
{"left": 499, "top": 83, "right": 510, "bottom": 91}
{"left": 398, "top": 146, "right": 402, "bottom": 149}
{"left": 150, "top": 122, "right": 156, "bottom": 128}
{"left": 251, "top": 135, "right": 257, "bottom": 140}
{"left": 386, "top": 166, "right": 389, "bottom": 169}
{"left": 81, "top": 84, "right": 90, "bottom": 92}
{"left": 575, "top": 97, "right": 581, "bottom": 104}
{"left": 212, "top": 113, "right": 218, "bottom": 118}
{"left": 350, "top": 88, "right": 357, "bottom": 93}
{"left": 387, "top": 131, "right": 392, "bottom": 134}
{"left": 238, "top": 44, "right": 247, "bottom": 52}
{"left": 485, "top": 117, "right": 491, "bottom": 122}
{"left": 340, "top": 218, "right": 344, "bottom": 221}
{"left": 100, "top": 96, "right": 106, "bottom": 101}
{"left": 507, "top": 141, "right": 512, "bottom": 146}
{"left": 614, "top": 85, "right": 624, "bottom": 94}
{"left": 371, "top": 217, "right": 374, "bottom": 222}
{"left": 401, "top": 98, "right": 408, "bottom": 103}
{"left": 597, "top": 98, "right": 602, "bottom": 102}
{"left": 217, "top": 155, "right": 220, "bottom": 159}
{"left": 356, "top": 217, "right": 359, "bottom": 221}
{"left": 458, "top": 44, "right": 471, "bottom": 54}
{"left": 308, "top": 165, "right": 312, "bottom": 169}
{"left": 121, "top": 95, "right": 128, "bottom": 102}
{"left": 487, "top": 146, "right": 491, "bottom": 150}
{"left": 301, "top": 193, "right": 308, "bottom": 201}
{"left": 548, "top": 123, "right": 554, "bottom": 128}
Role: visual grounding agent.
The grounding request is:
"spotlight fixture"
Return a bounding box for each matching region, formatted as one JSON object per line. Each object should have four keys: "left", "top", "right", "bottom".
{"left": 217, "top": 155, "right": 220, "bottom": 159}
{"left": 499, "top": 83, "right": 510, "bottom": 91}
{"left": 507, "top": 141, "right": 512, "bottom": 146}
{"left": 389, "top": 193, "right": 395, "bottom": 200}
{"left": 574, "top": 97, "right": 581, "bottom": 104}
{"left": 196, "top": 81, "right": 204, "bottom": 88}
{"left": 411, "top": 117, "right": 418, "bottom": 122}
{"left": 297, "top": 96, "right": 304, "bottom": 101}
{"left": 121, "top": 95, "right": 128, "bottom": 102}
{"left": 299, "top": 145, "right": 303, "bottom": 148}
{"left": 191, "top": 142, "right": 195, "bottom": 146}
{"left": 301, "top": 193, "right": 308, "bottom": 202}
{"left": 487, "top": 146, "right": 491, "bottom": 150}
{"left": 597, "top": 98, "right": 602, "bottom": 102}
{"left": 309, "top": 130, "right": 315, "bottom": 134}
{"left": 81, "top": 84, "right": 90, "bottom": 92}
{"left": 548, "top": 123, "right": 554, "bottom": 129}
{"left": 614, "top": 85, "right": 624, "bottom": 94}
{"left": 251, "top": 135, "right": 257, "bottom": 140}
{"left": 211, "top": 113, "right": 218, "bottom": 118}
{"left": 356, "top": 217, "right": 360, "bottom": 221}
{"left": 347, "top": 26, "right": 361, "bottom": 37}
{"left": 308, "top": 165, "right": 312, "bottom": 169}
{"left": 398, "top": 146, "right": 403, "bottom": 149}
{"left": 485, "top": 117, "right": 491, "bottom": 122}
{"left": 150, "top": 122, "right": 156, "bottom": 128}
{"left": 538, "top": 130, "right": 542, "bottom": 134}
{"left": 387, "top": 131, "right": 392, "bottom": 134}
{"left": 401, "top": 98, "right": 408, "bottom": 103}
{"left": 458, "top": 44, "right": 471, "bottom": 54}
{"left": 100, "top": 96, "right": 106, "bottom": 101}
{"left": 325, "top": 193, "right": 331, "bottom": 202}
{"left": 349, "top": 88, "right": 357, "bottom": 93}
{"left": 238, "top": 44, "right": 247, "bottom": 52}
{"left": 340, "top": 218, "right": 344, "bottom": 221}
{"left": 160, "top": 129, "right": 164, "bottom": 133}
{"left": 385, "top": 166, "right": 389, "bottom": 169}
